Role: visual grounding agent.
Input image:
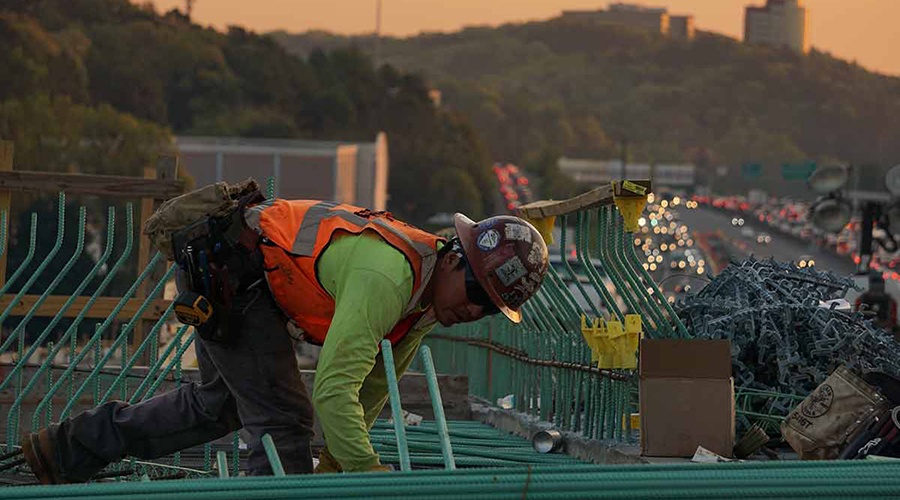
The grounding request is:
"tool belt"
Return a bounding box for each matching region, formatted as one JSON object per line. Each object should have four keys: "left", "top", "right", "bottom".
{"left": 172, "top": 189, "right": 265, "bottom": 343}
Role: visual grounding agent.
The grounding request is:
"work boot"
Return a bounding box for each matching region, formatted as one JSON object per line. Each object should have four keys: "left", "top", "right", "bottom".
{"left": 21, "top": 427, "right": 69, "bottom": 485}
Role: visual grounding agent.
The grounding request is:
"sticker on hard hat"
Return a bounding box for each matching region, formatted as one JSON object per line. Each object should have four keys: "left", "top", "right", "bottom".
{"left": 514, "top": 276, "right": 535, "bottom": 294}
{"left": 505, "top": 224, "right": 532, "bottom": 243}
{"left": 527, "top": 243, "right": 544, "bottom": 265}
{"left": 477, "top": 229, "right": 501, "bottom": 251}
{"left": 501, "top": 290, "right": 527, "bottom": 308}
{"left": 495, "top": 256, "right": 528, "bottom": 286}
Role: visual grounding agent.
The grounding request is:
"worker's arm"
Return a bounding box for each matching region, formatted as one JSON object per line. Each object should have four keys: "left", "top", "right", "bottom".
{"left": 358, "top": 322, "right": 436, "bottom": 431}
{"left": 313, "top": 233, "right": 414, "bottom": 472}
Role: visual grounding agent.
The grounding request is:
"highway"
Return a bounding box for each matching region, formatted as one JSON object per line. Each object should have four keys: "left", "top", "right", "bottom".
{"left": 674, "top": 206, "right": 857, "bottom": 277}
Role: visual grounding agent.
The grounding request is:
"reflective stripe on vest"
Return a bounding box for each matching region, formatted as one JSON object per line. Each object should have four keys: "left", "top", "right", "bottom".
{"left": 292, "top": 201, "right": 339, "bottom": 255}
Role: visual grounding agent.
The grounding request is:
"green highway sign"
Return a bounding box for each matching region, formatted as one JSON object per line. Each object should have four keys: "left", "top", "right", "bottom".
{"left": 782, "top": 162, "right": 816, "bottom": 180}
{"left": 741, "top": 163, "right": 762, "bottom": 178}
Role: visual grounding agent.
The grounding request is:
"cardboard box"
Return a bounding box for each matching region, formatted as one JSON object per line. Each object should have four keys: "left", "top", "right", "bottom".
{"left": 640, "top": 339, "right": 735, "bottom": 457}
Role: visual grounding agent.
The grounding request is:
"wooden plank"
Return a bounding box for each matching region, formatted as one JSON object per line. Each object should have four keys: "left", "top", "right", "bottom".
{"left": 0, "top": 295, "right": 171, "bottom": 320}
{"left": 135, "top": 155, "right": 179, "bottom": 363}
{"left": 516, "top": 185, "right": 615, "bottom": 219}
{"left": 136, "top": 166, "right": 157, "bottom": 353}
{"left": 515, "top": 180, "right": 653, "bottom": 219}
{"left": 0, "top": 142, "right": 12, "bottom": 289}
{"left": 0, "top": 170, "right": 184, "bottom": 199}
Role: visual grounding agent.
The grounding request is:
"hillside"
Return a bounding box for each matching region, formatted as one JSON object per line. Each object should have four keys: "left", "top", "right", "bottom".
{"left": 1, "top": 1, "right": 495, "bottom": 224}
{"left": 273, "top": 18, "right": 900, "bottom": 178}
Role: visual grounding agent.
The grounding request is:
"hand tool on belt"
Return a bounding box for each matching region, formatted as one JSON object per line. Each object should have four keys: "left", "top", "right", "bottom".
{"left": 171, "top": 189, "right": 265, "bottom": 342}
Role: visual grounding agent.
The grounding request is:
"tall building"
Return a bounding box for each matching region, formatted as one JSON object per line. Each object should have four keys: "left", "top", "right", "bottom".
{"left": 744, "top": 0, "right": 808, "bottom": 53}
{"left": 560, "top": 3, "right": 695, "bottom": 41}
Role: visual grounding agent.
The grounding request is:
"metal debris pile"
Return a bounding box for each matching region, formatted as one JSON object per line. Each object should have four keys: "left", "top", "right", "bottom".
{"left": 676, "top": 257, "right": 900, "bottom": 397}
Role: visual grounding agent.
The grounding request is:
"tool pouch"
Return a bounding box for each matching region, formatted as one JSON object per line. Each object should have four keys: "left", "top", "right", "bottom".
{"left": 172, "top": 188, "right": 266, "bottom": 344}
{"left": 781, "top": 365, "right": 890, "bottom": 459}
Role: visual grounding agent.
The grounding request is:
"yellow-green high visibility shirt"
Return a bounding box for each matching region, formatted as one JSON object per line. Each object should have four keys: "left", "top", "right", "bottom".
{"left": 312, "top": 231, "right": 438, "bottom": 472}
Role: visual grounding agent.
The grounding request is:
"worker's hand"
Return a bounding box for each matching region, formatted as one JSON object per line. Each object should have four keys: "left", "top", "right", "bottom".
{"left": 365, "top": 464, "right": 394, "bottom": 472}
{"left": 314, "top": 448, "right": 342, "bottom": 474}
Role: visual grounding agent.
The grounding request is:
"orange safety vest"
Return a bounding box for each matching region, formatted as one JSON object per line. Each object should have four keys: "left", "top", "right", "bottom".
{"left": 243, "top": 199, "right": 443, "bottom": 346}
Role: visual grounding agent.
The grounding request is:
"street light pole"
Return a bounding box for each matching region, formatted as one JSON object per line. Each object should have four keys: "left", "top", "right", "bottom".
{"left": 858, "top": 201, "right": 877, "bottom": 274}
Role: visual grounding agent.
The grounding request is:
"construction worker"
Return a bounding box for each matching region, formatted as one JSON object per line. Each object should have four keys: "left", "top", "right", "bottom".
{"left": 21, "top": 199, "right": 549, "bottom": 482}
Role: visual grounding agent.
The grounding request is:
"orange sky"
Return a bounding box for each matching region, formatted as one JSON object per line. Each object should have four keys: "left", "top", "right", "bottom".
{"left": 151, "top": 1, "right": 900, "bottom": 76}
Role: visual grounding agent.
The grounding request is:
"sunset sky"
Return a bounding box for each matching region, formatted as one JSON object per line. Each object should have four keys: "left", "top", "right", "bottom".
{"left": 151, "top": 1, "right": 900, "bottom": 76}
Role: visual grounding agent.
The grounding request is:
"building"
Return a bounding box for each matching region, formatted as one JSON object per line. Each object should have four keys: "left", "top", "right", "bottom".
{"left": 560, "top": 3, "right": 695, "bottom": 41}
{"left": 176, "top": 133, "right": 389, "bottom": 210}
{"left": 558, "top": 157, "right": 695, "bottom": 189}
{"left": 744, "top": 0, "right": 808, "bottom": 53}
{"left": 668, "top": 15, "right": 695, "bottom": 41}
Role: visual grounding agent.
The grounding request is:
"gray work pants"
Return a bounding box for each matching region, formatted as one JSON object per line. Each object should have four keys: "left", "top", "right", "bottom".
{"left": 49, "top": 285, "right": 315, "bottom": 481}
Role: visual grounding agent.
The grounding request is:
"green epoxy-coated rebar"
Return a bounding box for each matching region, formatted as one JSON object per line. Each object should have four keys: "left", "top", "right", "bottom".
{"left": 5, "top": 208, "right": 117, "bottom": 440}
{"left": 266, "top": 176, "right": 277, "bottom": 199}
{"left": 1, "top": 195, "right": 69, "bottom": 338}
{"left": 380, "top": 339, "right": 411, "bottom": 472}
{"left": 609, "top": 207, "right": 668, "bottom": 335}
{"left": 232, "top": 432, "right": 241, "bottom": 477}
{"left": 120, "top": 339, "right": 128, "bottom": 401}
{"left": 127, "top": 325, "right": 190, "bottom": 403}
{"left": 173, "top": 332, "right": 183, "bottom": 469}
{"left": 134, "top": 328, "right": 195, "bottom": 403}
{"left": 610, "top": 206, "right": 664, "bottom": 334}
{"left": 613, "top": 209, "right": 671, "bottom": 336}
{"left": 557, "top": 215, "right": 602, "bottom": 317}
{"left": 93, "top": 326, "right": 101, "bottom": 404}
{"left": 26, "top": 208, "right": 116, "bottom": 364}
{"left": 621, "top": 216, "right": 690, "bottom": 338}
{"left": 0, "top": 212, "right": 36, "bottom": 299}
{"left": 26, "top": 204, "right": 133, "bottom": 430}
{"left": 0, "top": 205, "right": 84, "bottom": 362}
{"left": 217, "top": 451, "right": 229, "bottom": 478}
{"left": 6, "top": 462, "right": 900, "bottom": 499}
{"left": 576, "top": 210, "right": 624, "bottom": 322}
{"left": 24, "top": 325, "right": 104, "bottom": 432}
{"left": 45, "top": 342, "right": 53, "bottom": 426}
{"left": 418, "top": 345, "right": 456, "bottom": 470}
{"left": 69, "top": 324, "right": 76, "bottom": 413}
{"left": 60, "top": 257, "right": 174, "bottom": 418}
{"left": 261, "top": 434, "right": 285, "bottom": 476}
{"left": 597, "top": 207, "right": 638, "bottom": 317}
{"left": 99, "top": 303, "right": 175, "bottom": 403}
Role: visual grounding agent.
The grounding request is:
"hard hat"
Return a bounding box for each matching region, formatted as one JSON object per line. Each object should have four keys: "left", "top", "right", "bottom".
{"left": 454, "top": 213, "right": 549, "bottom": 323}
